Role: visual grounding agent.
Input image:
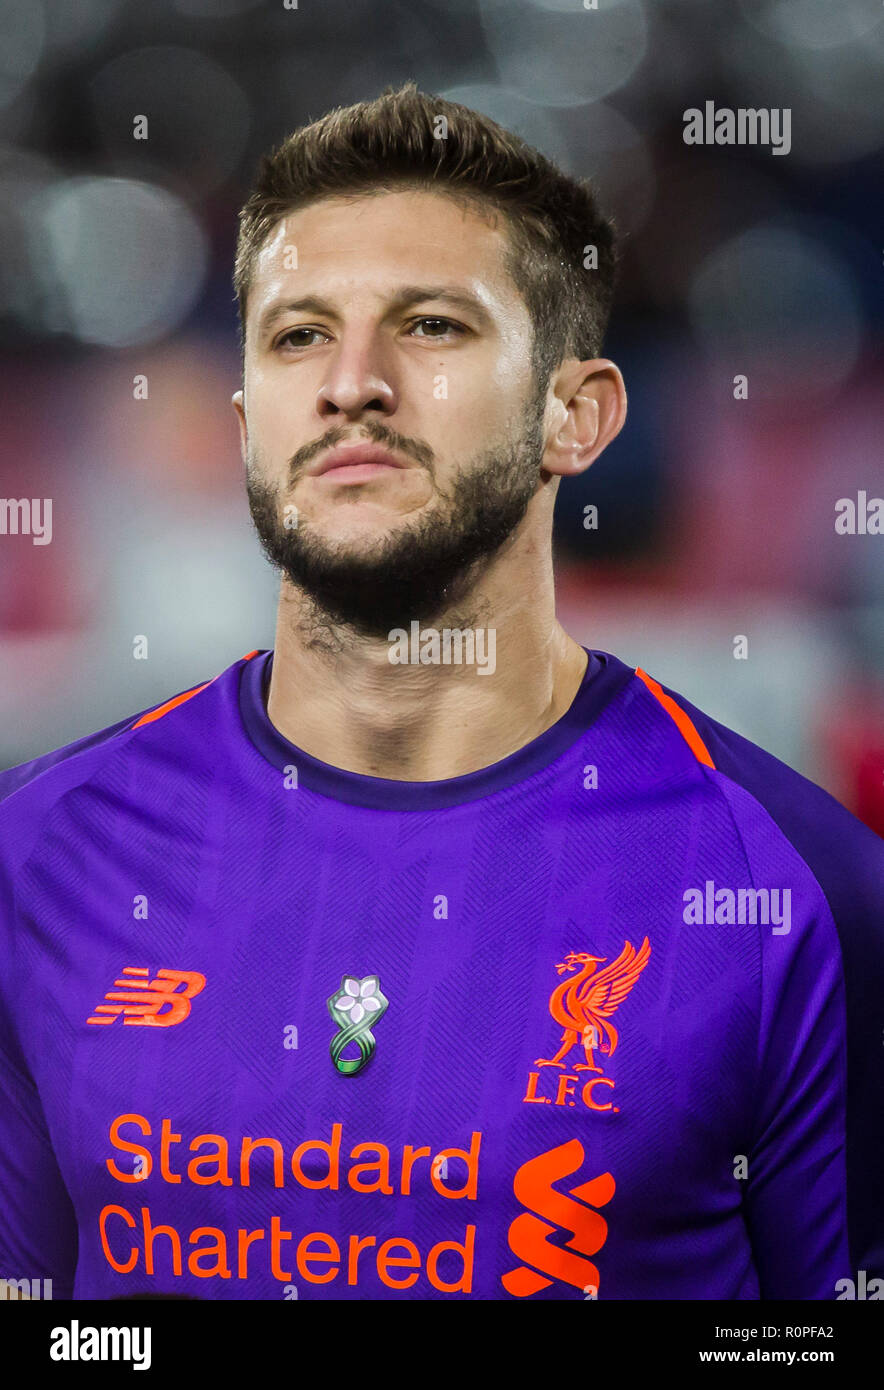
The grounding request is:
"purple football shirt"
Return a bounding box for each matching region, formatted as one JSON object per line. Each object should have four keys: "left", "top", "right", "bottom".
{"left": 1, "top": 648, "right": 882, "bottom": 1300}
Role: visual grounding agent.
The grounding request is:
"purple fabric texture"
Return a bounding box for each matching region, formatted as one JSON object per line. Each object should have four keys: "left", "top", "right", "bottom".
{"left": 1, "top": 649, "right": 880, "bottom": 1300}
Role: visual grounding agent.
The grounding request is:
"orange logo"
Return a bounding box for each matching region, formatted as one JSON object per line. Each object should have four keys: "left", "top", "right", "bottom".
{"left": 502, "top": 1139, "right": 615, "bottom": 1297}
{"left": 523, "top": 939, "right": 650, "bottom": 1111}
{"left": 86, "top": 967, "right": 206, "bottom": 1027}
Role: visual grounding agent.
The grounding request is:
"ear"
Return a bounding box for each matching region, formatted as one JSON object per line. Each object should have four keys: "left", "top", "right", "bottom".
{"left": 541, "top": 359, "right": 627, "bottom": 479}
{"left": 231, "top": 388, "right": 247, "bottom": 461}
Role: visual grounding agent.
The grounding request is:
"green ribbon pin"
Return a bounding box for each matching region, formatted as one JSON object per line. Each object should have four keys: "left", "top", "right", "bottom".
{"left": 327, "top": 974, "right": 388, "bottom": 1076}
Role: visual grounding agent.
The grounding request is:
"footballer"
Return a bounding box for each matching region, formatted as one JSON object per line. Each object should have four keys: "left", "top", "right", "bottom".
{"left": 1, "top": 85, "right": 883, "bottom": 1301}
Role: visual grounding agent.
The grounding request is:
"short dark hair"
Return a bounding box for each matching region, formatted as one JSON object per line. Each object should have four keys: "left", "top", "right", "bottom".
{"left": 234, "top": 82, "right": 618, "bottom": 387}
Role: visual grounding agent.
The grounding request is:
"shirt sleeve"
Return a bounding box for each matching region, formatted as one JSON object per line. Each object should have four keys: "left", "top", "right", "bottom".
{"left": 660, "top": 684, "right": 884, "bottom": 1293}
{"left": 0, "top": 1032, "right": 78, "bottom": 1298}
{"left": 741, "top": 880, "right": 851, "bottom": 1298}
{"left": 0, "top": 844, "right": 78, "bottom": 1299}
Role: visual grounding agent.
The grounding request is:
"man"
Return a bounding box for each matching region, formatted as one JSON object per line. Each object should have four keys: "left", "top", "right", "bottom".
{"left": 1, "top": 84, "right": 882, "bottom": 1302}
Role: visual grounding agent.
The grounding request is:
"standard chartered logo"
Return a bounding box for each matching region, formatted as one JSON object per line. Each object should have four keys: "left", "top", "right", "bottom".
{"left": 99, "top": 1113, "right": 481, "bottom": 1293}
{"left": 503, "top": 1139, "right": 615, "bottom": 1298}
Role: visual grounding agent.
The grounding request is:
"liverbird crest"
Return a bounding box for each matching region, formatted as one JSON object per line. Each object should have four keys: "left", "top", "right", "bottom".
{"left": 535, "top": 938, "right": 651, "bottom": 1074}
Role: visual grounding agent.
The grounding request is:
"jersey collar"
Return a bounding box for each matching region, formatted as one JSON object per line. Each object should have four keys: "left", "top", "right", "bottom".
{"left": 238, "top": 646, "right": 632, "bottom": 810}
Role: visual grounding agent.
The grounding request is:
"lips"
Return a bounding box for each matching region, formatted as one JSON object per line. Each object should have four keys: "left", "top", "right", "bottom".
{"left": 308, "top": 443, "right": 406, "bottom": 477}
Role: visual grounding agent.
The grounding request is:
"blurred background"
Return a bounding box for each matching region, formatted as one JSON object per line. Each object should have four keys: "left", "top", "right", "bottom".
{"left": 0, "top": 0, "right": 881, "bottom": 832}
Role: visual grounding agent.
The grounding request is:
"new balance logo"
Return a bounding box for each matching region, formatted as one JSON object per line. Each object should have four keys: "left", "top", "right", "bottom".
{"left": 86, "top": 968, "right": 206, "bottom": 1027}
{"left": 502, "top": 1138, "right": 615, "bottom": 1297}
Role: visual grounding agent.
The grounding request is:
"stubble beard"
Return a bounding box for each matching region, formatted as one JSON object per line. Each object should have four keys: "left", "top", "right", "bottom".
{"left": 245, "top": 392, "right": 547, "bottom": 642}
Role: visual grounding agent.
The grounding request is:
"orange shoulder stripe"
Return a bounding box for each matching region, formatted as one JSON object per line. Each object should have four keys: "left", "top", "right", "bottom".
{"left": 132, "top": 682, "right": 211, "bottom": 728}
{"left": 131, "top": 651, "right": 259, "bottom": 729}
{"left": 634, "top": 667, "right": 716, "bottom": 769}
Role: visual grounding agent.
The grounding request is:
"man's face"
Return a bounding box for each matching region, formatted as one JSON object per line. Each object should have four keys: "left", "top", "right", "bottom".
{"left": 234, "top": 188, "right": 549, "bottom": 637}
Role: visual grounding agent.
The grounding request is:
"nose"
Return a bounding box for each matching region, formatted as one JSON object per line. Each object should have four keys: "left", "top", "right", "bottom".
{"left": 315, "top": 331, "right": 397, "bottom": 421}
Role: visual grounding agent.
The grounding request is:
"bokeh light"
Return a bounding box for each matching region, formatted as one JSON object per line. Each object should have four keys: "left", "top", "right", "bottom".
{"left": 479, "top": 0, "right": 648, "bottom": 106}
{"left": 726, "top": 8, "right": 884, "bottom": 163}
{"left": 687, "top": 222, "right": 864, "bottom": 402}
{"left": 0, "top": 0, "right": 44, "bottom": 110}
{"left": 738, "top": 0, "right": 883, "bottom": 50}
{"left": 40, "top": 0, "right": 124, "bottom": 57}
{"left": 31, "top": 176, "right": 209, "bottom": 347}
{"left": 90, "top": 47, "right": 251, "bottom": 194}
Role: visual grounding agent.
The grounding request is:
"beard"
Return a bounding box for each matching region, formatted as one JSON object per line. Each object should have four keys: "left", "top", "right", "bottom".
{"left": 245, "top": 392, "right": 547, "bottom": 641}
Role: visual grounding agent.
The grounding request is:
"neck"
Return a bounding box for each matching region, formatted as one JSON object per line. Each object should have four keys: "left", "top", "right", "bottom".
{"left": 265, "top": 525, "right": 588, "bottom": 782}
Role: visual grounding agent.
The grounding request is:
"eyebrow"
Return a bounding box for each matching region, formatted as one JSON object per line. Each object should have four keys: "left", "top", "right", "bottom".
{"left": 256, "top": 284, "right": 495, "bottom": 338}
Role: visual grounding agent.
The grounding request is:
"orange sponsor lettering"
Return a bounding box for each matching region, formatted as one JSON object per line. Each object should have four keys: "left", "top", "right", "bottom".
{"left": 291, "top": 1124, "right": 342, "bottom": 1189}
{"left": 98, "top": 1205, "right": 475, "bottom": 1292}
{"left": 240, "top": 1136, "right": 285, "bottom": 1188}
{"left": 296, "top": 1234, "right": 340, "bottom": 1283}
{"left": 347, "top": 1234, "right": 375, "bottom": 1283}
{"left": 400, "top": 1145, "right": 432, "bottom": 1193}
{"left": 99, "top": 1205, "right": 138, "bottom": 1273}
{"left": 189, "top": 1228, "right": 231, "bottom": 1279}
{"left": 143, "top": 1208, "right": 182, "bottom": 1277}
{"left": 376, "top": 1238, "right": 421, "bottom": 1290}
{"left": 269, "top": 1216, "right": 293, "bottom": 1281}
{"left": 187, "top": 1135, "right": 234, "bottom": 1187}
{"left": 426, "top": 1227, "right": 475, "bottom": 1293}
{"left": 160, "top": 1119, "right": 182, "bottom": 1183}
{"left": 236, "top": 1227, "right": 263, "bottom": 1279}
{"left": 108, "top": 1114, "right": 481, "bottom": 1198}
{"left": 347, "top": 1143, "right": 394, "bottom": 1195}
{"left": 106, "top": 1114, "right": 152, "bottom": 1183}
{"left": 430, "top": 1131, "right": 481, "bottom": 1200}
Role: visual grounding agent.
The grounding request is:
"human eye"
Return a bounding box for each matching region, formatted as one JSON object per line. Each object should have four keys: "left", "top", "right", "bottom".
{"left": 274, "top": 326, "right": 330, "bottom": 350}
{"left": 407, "top": 316, "right": 467, "bottom": 340}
